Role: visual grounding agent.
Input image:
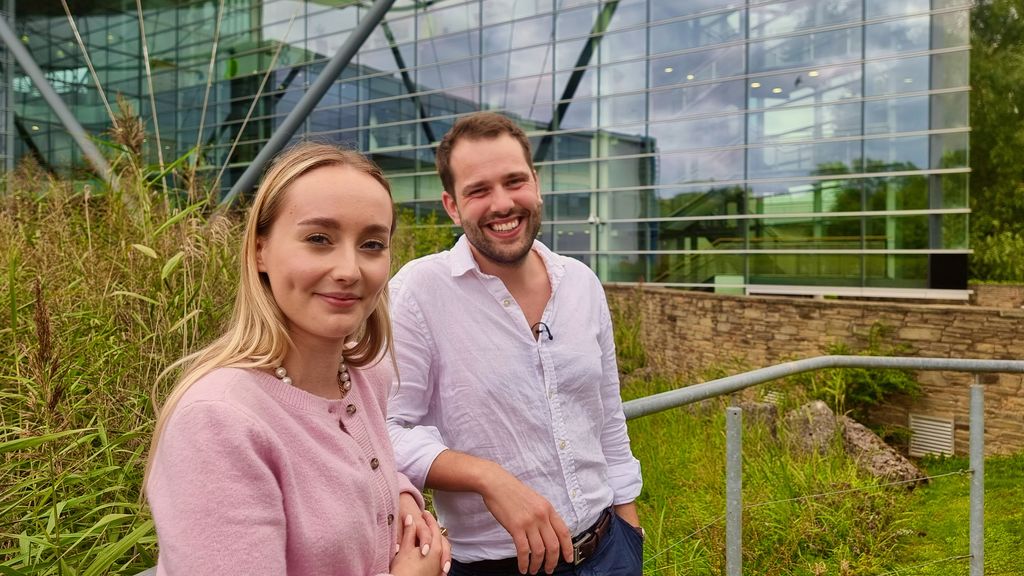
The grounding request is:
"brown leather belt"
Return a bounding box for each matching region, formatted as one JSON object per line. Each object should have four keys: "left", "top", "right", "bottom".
{"left": 455, "top": 507, "right": 613, "bottom": 573}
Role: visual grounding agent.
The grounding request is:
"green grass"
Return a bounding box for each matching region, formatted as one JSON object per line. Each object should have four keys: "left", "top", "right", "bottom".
{"left": 623, "top": 375, "right": 914, "bottom": 576}
{"left": 886, "top": 453, "right": 1024, "bottom": 576}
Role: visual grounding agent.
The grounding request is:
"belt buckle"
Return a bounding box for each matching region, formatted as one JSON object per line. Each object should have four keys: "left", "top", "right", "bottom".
{"left": 572, "top": 532, "right": 594, "bottom": 566}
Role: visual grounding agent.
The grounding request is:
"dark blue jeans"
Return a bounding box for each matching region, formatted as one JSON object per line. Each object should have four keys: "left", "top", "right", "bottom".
{"left": 449, "top": 514, "right": 644, "bottom": 576}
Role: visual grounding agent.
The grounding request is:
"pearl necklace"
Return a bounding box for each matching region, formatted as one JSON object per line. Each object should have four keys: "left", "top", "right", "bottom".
{"left": 274, "top": 358, "right": 352, "bottom": 399}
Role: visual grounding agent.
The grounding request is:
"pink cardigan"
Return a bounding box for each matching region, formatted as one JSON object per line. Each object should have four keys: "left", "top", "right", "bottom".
{"left": 147, "top": 361, "right": 422, "bottom": 576}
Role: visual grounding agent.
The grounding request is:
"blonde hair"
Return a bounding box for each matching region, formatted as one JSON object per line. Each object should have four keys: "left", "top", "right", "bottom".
{"left": 144, "top": 142, "right": 397, "bottom": 489}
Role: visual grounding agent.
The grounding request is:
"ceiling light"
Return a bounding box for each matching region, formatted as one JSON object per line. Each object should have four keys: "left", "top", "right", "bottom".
{"left": 808, "top": 70, "right": 819, "bottom": 77}
{"left": 771, "top": 87, "right": 782, "bottom": 94}
{"left": 31, "top": 125, "right": 40, "bottom": 131}
{"left": 750, "top": 82, "right": 761, "bottom": 88}
{"left": 903, "top": 77, "right": 914, "bottom": 83}
{"left": 686, "top": 74, "right": 695, "bottom": 80}
{"left": 664, "top": 66, "right": 674, "bottom": 73}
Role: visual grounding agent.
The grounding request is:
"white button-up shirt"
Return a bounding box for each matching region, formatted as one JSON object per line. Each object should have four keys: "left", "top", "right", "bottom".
{"left": 387, "top": 236, "right": 643, "bottom": 562}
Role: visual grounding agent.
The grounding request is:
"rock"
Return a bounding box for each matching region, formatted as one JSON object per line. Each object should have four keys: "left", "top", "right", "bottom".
{"left": 736, "top": 400, "right": 778, "bottom": 436}
{"left": 784, "top": 400, "right": 837, "bottom": 454}
{"left": 840, "top": 415, "right": 925, "bottom": 487}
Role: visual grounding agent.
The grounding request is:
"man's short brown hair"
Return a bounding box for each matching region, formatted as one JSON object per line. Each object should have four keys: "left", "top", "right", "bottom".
{"left": 435, "top": 112, "right": 535, "bottom": 198}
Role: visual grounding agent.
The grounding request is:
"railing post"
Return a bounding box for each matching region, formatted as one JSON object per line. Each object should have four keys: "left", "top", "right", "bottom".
{"left": 969, "top": 379, "right": 984, "bottom": 576}
{"left": 726, "top": 406, "right": 742, "bottom": 576}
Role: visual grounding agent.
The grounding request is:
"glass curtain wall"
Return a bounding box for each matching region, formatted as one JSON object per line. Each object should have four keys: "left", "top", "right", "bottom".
{"left": 11, "top": 0, "right": 972, "bottom": 294}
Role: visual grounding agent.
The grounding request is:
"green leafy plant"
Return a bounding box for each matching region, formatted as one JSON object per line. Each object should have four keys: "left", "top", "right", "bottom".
{"left": 792, "top": 323, "right": 922, "bottom": 421}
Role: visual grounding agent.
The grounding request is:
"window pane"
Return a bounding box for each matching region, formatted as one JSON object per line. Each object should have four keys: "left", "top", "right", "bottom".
{"left": 749, "top": 102, "right": 861, "bottom": 143}
{"left": 866, "top": 216, "right": 929, "bottom": 249}
{"left": 865, "top": 56, "right": 928, "bottom": 96}
{"left": 650, "top": 115, "right": 744, "bottom": 151}
{"left": 864, "top": 135, "right": 928, "bottom": 172}
{"left": 650, "top": 10, "right": 743, "bottom": 55}
{"left": 651, "top": 45, "right": 745, "bottom": 88}
{"left": 864, "top": 175, "right": 929, "bottom": 211}
{"left": 750, "top": 27, "right": 862, "bottom": 74}
{"left": 650, "top": 80, "right": 745, "bottom": 121}
{"left": 933, "top": 10, "right": 970, "bottom": 49}
{"left": 749, "top": 254, "right": 863, "bottom": 286}
{"left": 749, "top": 180, "right": 862, "bottom": 214}
{"left": 749, "top": 140, "right": 861, "bottom": 180}
{"left": 931, "top": 133, "right": 968, "bottom": 169}
{"left": 651, "top": 0, "right": 744, "bottom": 22}
{"left": 750, "top": 0, "right": 860, "bottom": 38}
{"left": 866, "top": 0, "right": 929, "bottom": 19}
{"left": 864, "top": 255, "right": 928, "bottom": 287}
{"left": 933, "top": 51, "right": 969, "bottom": 89}
{"left": 866, "top": 16, "right": 930, "bottom": 57}
{"left": 749, "top": 63, "right": 862, "bottom": 108}
{"left": 659, "top": 149, "right": 744, "bottom": 184}
{"left": 865, "top": 95, "right": 928, "bottom": 135}
{"left": 931, "top": 91, "right": 968, "bottom": 130}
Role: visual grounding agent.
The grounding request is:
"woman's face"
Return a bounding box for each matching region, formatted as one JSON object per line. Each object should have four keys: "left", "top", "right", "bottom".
{"left": 256, "top": 164, "right": 392, "bottom": 350}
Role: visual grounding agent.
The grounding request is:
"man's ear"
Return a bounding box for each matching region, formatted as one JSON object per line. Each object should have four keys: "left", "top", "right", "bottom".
{"left": 533, "top": 170, "right": 543, "bottom": 205}
{"left": 441, "top": 191, "right": 462, "bottom": 226}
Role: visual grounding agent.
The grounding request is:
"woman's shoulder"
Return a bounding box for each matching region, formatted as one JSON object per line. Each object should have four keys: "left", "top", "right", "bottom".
{"left": 179, "top": 367, "right": 267, "bottom": 406}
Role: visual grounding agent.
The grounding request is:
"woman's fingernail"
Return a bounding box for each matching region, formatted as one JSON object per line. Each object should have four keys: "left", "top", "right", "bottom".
{"left": 421, "top": 544, "right": 430, "bottom": 557}
{"left": 443, "top": 561, "right": 451, "bottom": 574}
{"left": 405, "top": 514, "right": 413, "bottom": 527}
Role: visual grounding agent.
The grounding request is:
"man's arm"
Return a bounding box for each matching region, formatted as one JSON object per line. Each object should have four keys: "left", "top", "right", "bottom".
{"left": 596, "top": 287, "right": 644, "bottom": 524}
{"left": 426, "top": 450, "right": 574, "bottom": 575}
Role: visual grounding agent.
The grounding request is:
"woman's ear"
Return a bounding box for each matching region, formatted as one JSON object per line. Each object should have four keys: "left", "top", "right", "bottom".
{"left": 255, "top": 237, "right": 267, "bottom": 273}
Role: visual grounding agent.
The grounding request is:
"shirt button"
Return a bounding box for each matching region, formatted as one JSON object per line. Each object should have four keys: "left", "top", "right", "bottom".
{"left": 370, "top": 457, "right": 380, "bottom": 470}
{"left": 559, "top": 440, "right": 567, "bottom": 450}
{"left": 346, "top": 404, "right": 357, "bottom": 415}
{"left": 571, "top": 489, "right": 577, "bottom": 498}
{"left": 502, "top": 299, "right": 511, "bottom": 307}
{"left": 387, "top": 513, "right": 395, "bottom": 525}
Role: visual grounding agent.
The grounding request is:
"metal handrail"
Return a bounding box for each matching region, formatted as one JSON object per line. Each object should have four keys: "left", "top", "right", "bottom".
{"left": 622, "top": 355, "right": 1024, "bottom": 419}
{"left": 623, "top": 355, "right": 1024, "bottom": 576}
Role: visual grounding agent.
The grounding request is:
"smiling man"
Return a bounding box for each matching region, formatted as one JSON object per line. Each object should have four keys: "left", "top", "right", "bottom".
{"left": 387, "top": 112, "right": 644, "bottom": 576}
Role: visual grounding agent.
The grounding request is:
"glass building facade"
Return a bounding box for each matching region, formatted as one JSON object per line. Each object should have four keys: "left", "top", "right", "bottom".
{"left": 7, "top": 0, "right": 972, "bottom": 296}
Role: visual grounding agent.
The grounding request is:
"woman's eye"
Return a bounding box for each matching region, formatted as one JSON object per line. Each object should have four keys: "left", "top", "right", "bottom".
{"left": 306, "top": 233, "right": 331, "bottom": 245}
{"left": 363, "top": 239, "right": 388, "bottom": 251}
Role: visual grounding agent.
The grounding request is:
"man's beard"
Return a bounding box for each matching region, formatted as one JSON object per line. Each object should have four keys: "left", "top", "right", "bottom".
{"left": 462, "top": 207, "right": 542, "bottom": 268}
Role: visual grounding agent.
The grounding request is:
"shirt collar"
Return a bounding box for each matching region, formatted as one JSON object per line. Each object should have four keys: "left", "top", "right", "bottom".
{"left": 449, "top": 235, "right": 565, "bottom": 287}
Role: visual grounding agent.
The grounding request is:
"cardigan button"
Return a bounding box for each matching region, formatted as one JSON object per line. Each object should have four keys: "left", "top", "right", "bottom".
{"left": 370, "top": 457, "right": 380, "bottom": 470}
{"left": 346, "top": 404, "right": 357, "bottom": 415}
{"left": 387, "top": 513, "right": 394, "bottom": 525}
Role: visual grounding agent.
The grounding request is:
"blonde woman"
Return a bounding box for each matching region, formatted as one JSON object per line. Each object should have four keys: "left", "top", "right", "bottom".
{"left": 146, "top": 143, "right": 450, "bottom": 576}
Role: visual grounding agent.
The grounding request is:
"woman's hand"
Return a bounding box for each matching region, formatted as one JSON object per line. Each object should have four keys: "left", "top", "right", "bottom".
{"left": 397, "top": 493, "right": 451, "bottom": 574}
{"left": 391, "top": 514, "right": 449, "bottom": 576}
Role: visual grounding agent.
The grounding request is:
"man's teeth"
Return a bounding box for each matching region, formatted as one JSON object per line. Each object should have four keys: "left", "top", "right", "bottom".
{"left": 491, "top": 219, "right": 520, "bottom": 232}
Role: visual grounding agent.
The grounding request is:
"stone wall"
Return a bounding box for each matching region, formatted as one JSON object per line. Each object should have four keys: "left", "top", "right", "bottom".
{"left": 605, "top": 286, "right": 1024, "bottom": 455}
{"left": 970, "top": 283, "right": 1024, "bottom": 309}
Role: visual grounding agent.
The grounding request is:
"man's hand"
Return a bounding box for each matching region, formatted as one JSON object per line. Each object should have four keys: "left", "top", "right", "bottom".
{"left": 424, "top": 451, "right": 574, "bottom": 575}
{"left": 478, "top": 467, "right": 573, "bottom": 575}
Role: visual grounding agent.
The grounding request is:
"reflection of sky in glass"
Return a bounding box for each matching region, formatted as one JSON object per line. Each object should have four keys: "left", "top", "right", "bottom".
{"left": 749, "top": 0, "right": 860, "bottom": 38}
{"left": 866, "top": 16, "right": 930, "bottom": 57}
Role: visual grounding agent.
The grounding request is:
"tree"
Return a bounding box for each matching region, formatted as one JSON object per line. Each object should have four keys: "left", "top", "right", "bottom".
{"left": 970, "top": 0, "right": 1024, "bottom": 279}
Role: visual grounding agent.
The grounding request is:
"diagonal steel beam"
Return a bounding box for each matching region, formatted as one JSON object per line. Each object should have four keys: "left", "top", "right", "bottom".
{"left": 0, "top": 14, "right": 113, "bottom": 183}
{"left": 221, "top": 0, "right": 398, "bottom": 206}
{"left": 533, "top": 0, "right": 619, "bottom": 164}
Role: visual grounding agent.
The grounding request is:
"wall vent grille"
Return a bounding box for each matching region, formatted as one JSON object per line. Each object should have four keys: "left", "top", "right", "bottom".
{"left": 908, "top": 413, "right": 955, "bottom": 457}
